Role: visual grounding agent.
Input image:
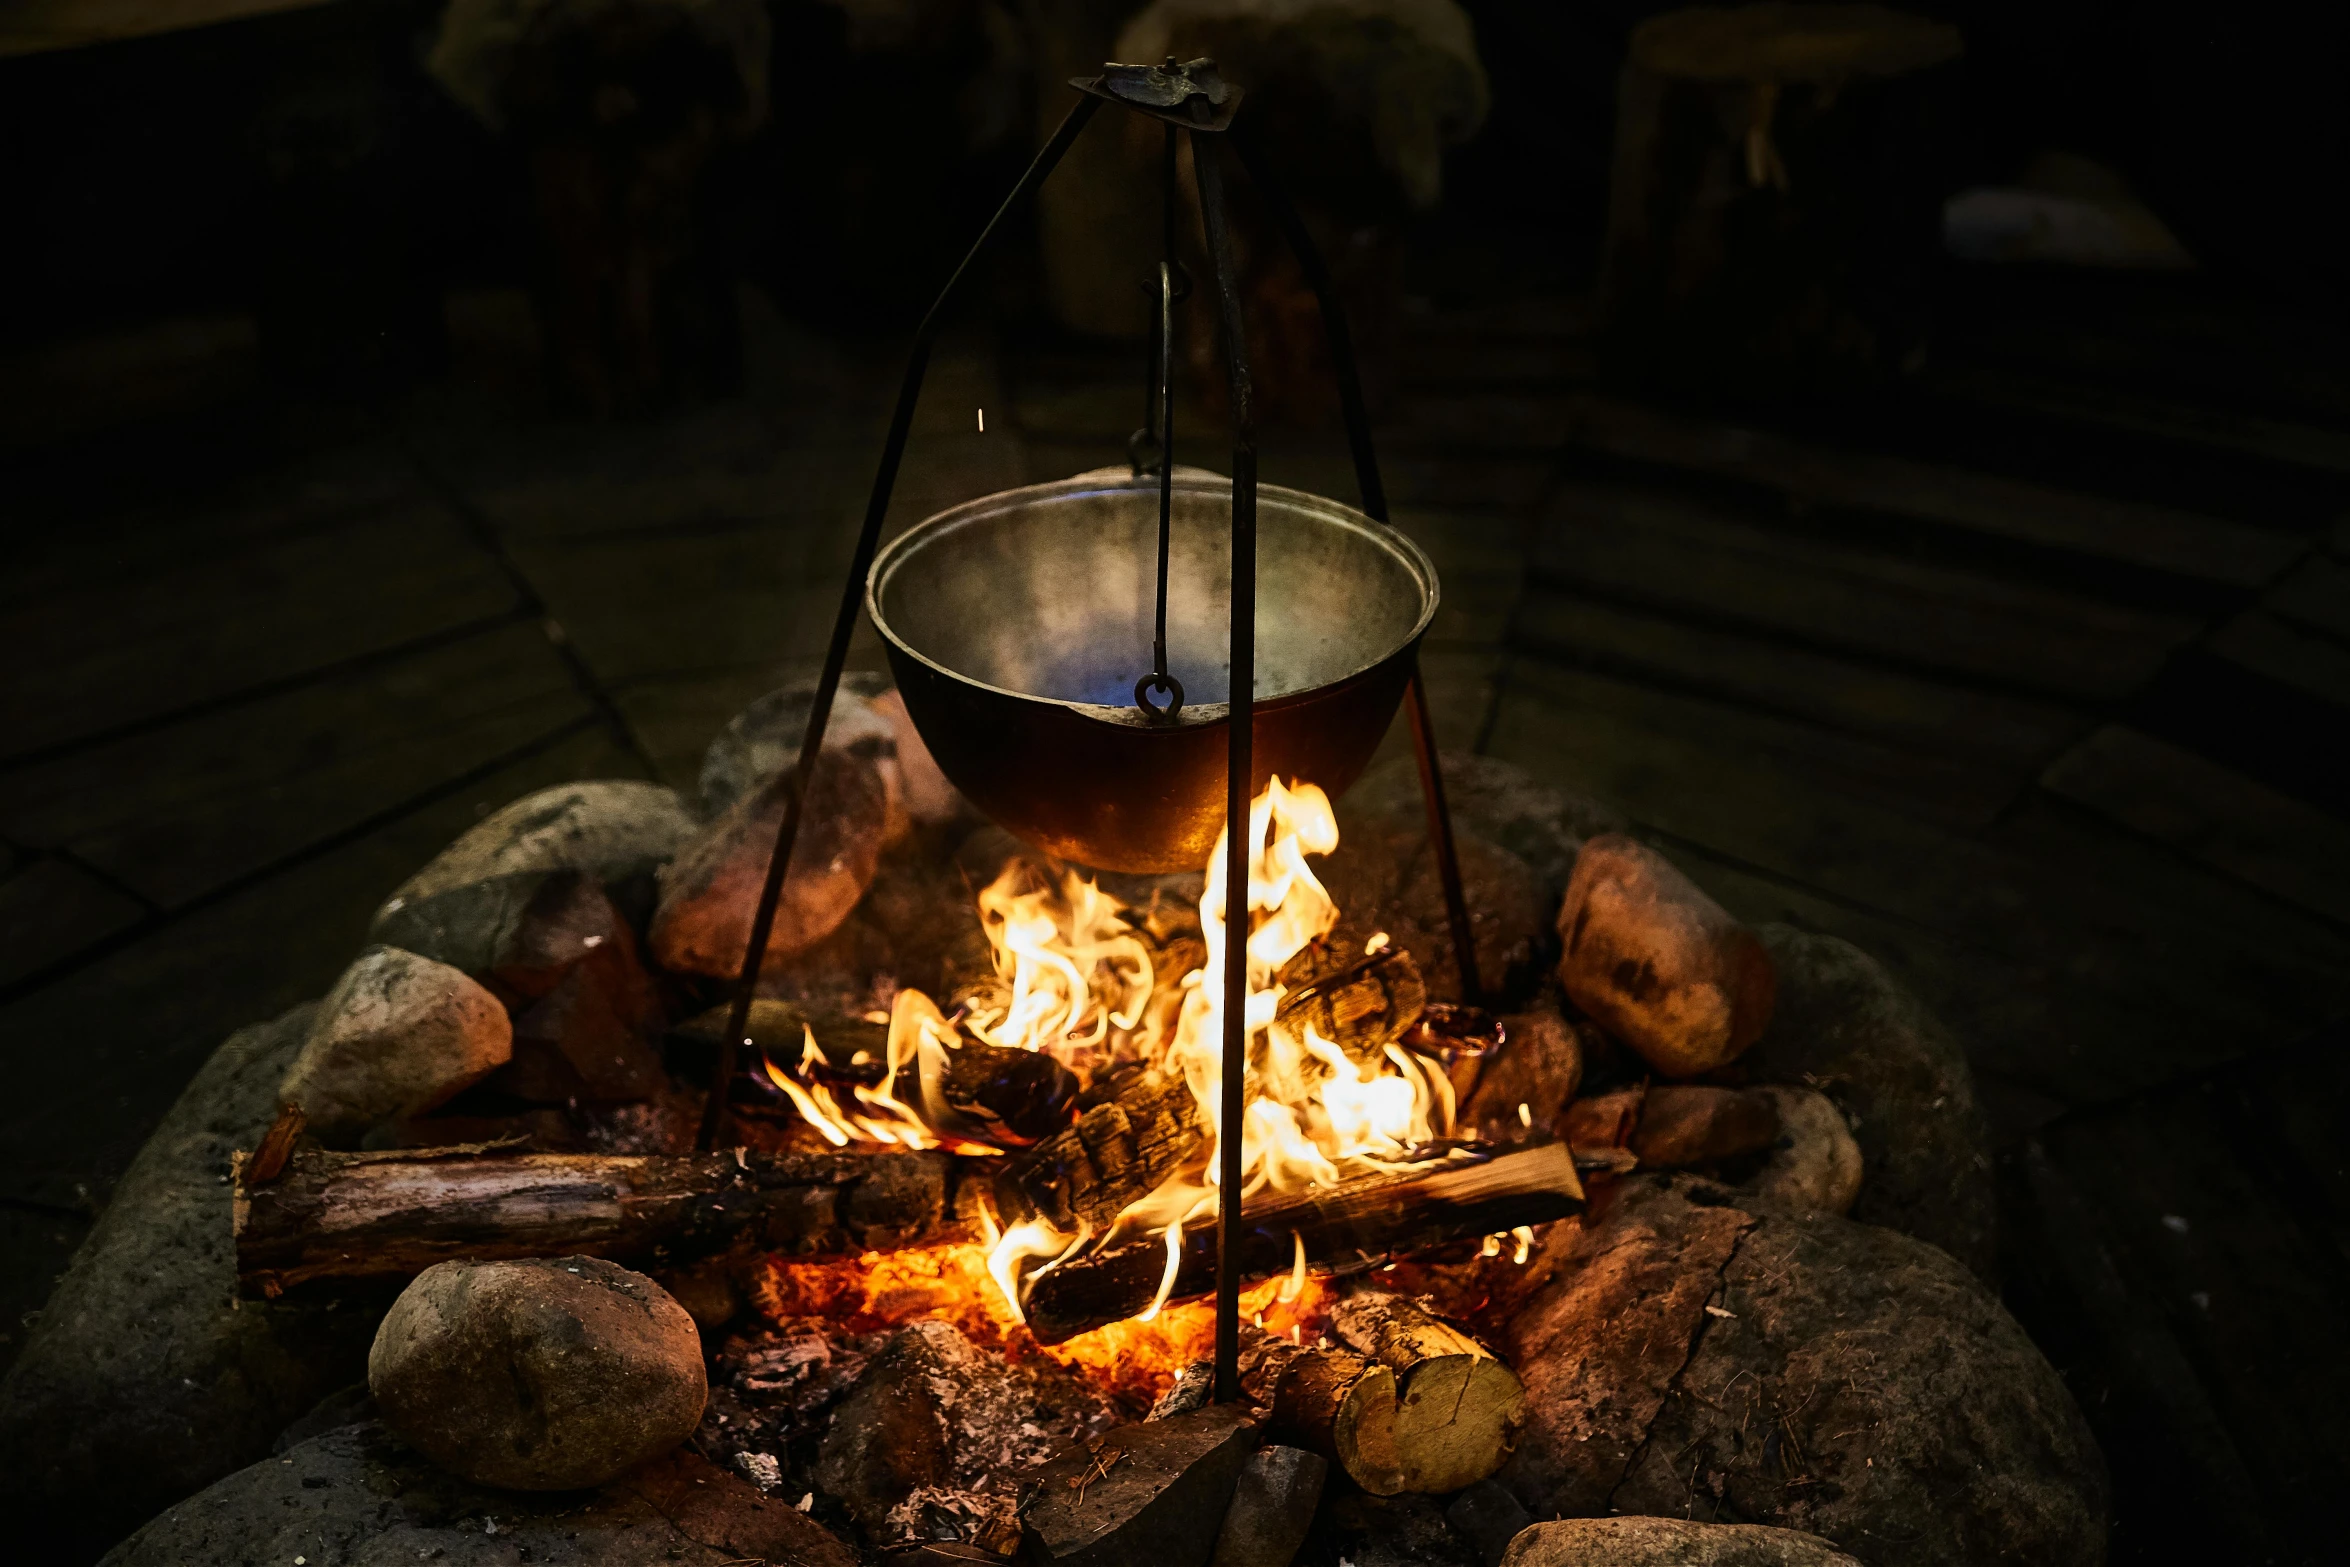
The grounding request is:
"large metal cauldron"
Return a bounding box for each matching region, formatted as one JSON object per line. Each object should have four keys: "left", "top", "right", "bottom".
{"left": 868, "top": 470, "right": 1439, "bottom": 873}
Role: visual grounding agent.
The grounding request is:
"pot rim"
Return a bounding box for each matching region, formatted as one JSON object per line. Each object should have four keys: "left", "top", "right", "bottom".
{"left": 864, "top": 470, "right": 1441, "bottom": 728}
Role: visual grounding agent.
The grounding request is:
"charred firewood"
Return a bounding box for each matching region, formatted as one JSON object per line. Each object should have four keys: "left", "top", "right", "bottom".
{"left": 1019, "top": 1142, "right": 1584, "bottom": 1345}
{"left": 1274, "top": 946, "right": 1428, "bottom": 1063}
{"left": 233, "top": 1142, "right": 977, "bottom": 1297}
{"left": 990, "top": 1067, "right": 1205, "bottom": 1235}
{"left": 932, "top": 1039, "right": 1082, "bottom": 1147}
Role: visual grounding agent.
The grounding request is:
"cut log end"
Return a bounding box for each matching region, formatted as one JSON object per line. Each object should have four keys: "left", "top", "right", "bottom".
{"left": 1272, "top": 1347, "right": 1405, "bottom": 1496}
{"left": 1327, "top": 1289, "right": 1524, "bottom": 1494}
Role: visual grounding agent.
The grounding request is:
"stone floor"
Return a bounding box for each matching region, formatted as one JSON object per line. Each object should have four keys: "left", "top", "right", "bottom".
{"left": 4, "top": 258, "right": 2347, "bottom": 1563}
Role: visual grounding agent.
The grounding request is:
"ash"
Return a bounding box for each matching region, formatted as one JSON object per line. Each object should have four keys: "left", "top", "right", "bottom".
{"left": 693, "top": 1312, "right": 1126, "bottom": 1548}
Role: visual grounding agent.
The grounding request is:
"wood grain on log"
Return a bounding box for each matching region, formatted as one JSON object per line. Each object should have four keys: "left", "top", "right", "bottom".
{"left": 990, "top": 1067, "right": 1204, "bottom": 1235}
{"left": 1274, "top": 946, "right": 1428, "bottom": 1064}
{"left": 234, "top": 1142, "right": 973, "bottom": 1296}
{"left": 1270, "top": 1346, "right": 1405, "bottom": 1495}
{"left": 1326, "top": 1289, "right": 1525, "bottom": 1493}
{"left": 1022, "top": 1142, "right": 1585, "bottom": 1345}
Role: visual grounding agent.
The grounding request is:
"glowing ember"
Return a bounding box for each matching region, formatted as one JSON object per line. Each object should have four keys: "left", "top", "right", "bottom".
{"left": 762, "top": 776, "right": 1449, "bottom": 1331}
{"left": 746, "top": 1241, "right": 1329, "bottom": 1405}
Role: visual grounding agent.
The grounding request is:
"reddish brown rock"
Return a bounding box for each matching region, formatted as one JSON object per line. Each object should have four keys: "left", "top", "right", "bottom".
{"left": 1455, "top": 997, "right": 1585, "bottom": 1143}
{"left": 488, "top": 871, "right": 668, "bottom": 1103}
{"left": 368, "top": 1256, "right": 707, "bottom": 1491}
{"left": 503, "top": 955, "right": 668, "bottom": 1103}
{"left": 869, "top": 687, "right": 965, "bottom": 826}
{"left": 1630, "top": 1085, "right": 1781, "bottom": 1168}
{"left": 482, "top": 868, "right": 639, "bottom": 1001}
{"left": 1554, "top": 836, "right": 1774, "bottom": 1077}
{"left": 1559, "top": 1086, "right": 1643, "bottom": 1158}
{"left": 651, "top": 747, "right": 890, "bottom": 978}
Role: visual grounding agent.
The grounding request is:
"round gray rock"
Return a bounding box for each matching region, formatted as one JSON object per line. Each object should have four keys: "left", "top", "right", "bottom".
{"left": 651, "top": 747, "right": 891, "bottom": 978}
{"left": 386, "top": 779, "right": 697, "bottom": 902}
{"left": 1501, "top": 1516, "right": 1860, "bottom": 1567}
{"left": 369, "top": 1256, "right": 707, "bottom": 1491}
{"left": 698, "top": 672, "right": 898, "bottom": 820}
{"left": 278, "top": 945, "right": 512, "bottom": 1143}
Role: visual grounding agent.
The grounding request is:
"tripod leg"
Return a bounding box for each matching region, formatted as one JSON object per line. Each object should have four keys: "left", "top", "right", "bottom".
{"left": 698, "top": 94, "right": 1103, "bottom": 1150}
{"left": 1192, "top": 123, "right": 1256, "bottom": 1407}
{"left": 1231, "top": 133, "right": 1481, "bottom": 1008}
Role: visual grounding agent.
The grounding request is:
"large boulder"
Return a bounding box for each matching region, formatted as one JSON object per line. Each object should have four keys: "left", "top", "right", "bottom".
{"left": 369, "top": 1256, "right": 707, "bottom": 1490}
{"left": 278, "top": 945, "right": 513, "bottom": 1143}
{"left": 1345, "top": 752, "right": 1627, "bottom": 908}
{"left": 1319, "top": 798, "right": 1552, "bottom": 1007}
{"left": 0, "top": 1004, "right": 380, "bottom": 1561}
{"left": 371, "top": 779, "right": 696, "bottom": 961}
{"left": 1503, "top": 1516, "right": 1861, "bottom": 1567}
{"left": 99, "top": 1420, "right": 855, "bottom": 1566}
{"left": 1502, "top": 1178, "right": 2106, "bottom": 1567}
{"left": 1742, "top": 925, "right": 1996, "bottom": 1280}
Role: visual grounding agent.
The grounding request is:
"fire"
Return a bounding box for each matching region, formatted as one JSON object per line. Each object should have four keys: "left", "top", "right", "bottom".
{"left": 747, "top": 1240, "right": 1330, "bottom": 1406}
{"left": 764, "top": 776, "right": 1448, "bottom": 1331}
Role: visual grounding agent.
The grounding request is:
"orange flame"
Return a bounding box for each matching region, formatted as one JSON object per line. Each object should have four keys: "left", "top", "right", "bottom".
{"left": 766, "top": 777, "right": 1448, "bottom": 1334}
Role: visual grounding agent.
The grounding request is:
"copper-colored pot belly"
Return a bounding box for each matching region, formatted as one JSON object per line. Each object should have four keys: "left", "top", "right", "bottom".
{"left": 867, "top": 472, "right": 1439, "bottom": 873}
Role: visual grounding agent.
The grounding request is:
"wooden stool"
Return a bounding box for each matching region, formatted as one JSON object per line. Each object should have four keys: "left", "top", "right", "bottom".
{"left": 1598, "top": 3, "right": 1963, "bottom": 393}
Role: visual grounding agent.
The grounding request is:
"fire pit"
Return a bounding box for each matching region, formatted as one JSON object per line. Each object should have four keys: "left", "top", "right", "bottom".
{"left": 24, "top": 53, "right": 2104, "bottom": 1567}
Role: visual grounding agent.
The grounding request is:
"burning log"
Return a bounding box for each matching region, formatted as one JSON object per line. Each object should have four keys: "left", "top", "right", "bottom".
{"left": 990, "top": 1066, "right": 1205, "bottom": 1234}
{"left": 233, "top": 1143, "right": 975, "bottom": 1296}
{"left": 1270, "top": 1291, "right": 1524, "bottom": 1496}
{"left": 1021, "top": 1141, "right": 1584, "bottom": 1345}
{"left": 1273, "top": 945, "right": 1428, "bottom": 1063}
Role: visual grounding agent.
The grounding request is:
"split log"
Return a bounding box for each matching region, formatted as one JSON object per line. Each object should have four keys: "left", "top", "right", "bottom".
{"left": 234, "top": 1143, "right": 974, "bottom": 1297}
{"left": 1326, "top": 1289, "right": 1525, "bottom": 1493}
{"left": 1271, "top": 1291, "right": 1524, "bottom": 1495}
{"left": 1270, "top": 1346, "right": 1404, "bottom": 1495}
{"left": 990, "top": 1067, "right": 1205, "bottom": 1235}
{"left": 1274, "top": 946, "right": 1428, "bottom": 1064}
{"left": 1021, "top": 1141, "right": 1585, "bottom": 1345}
